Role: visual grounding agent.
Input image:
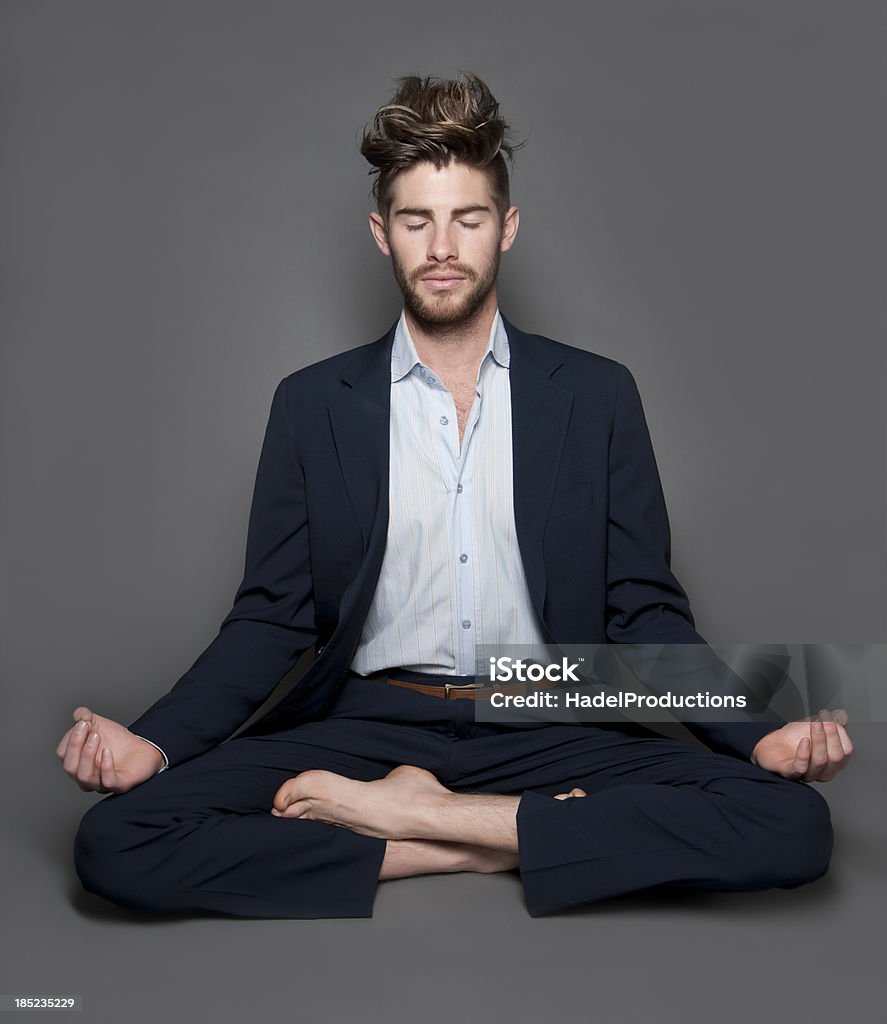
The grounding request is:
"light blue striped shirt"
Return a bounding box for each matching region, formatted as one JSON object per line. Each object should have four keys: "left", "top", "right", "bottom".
{"left": 350, "top": 307, "right": 548, "bottom": 676}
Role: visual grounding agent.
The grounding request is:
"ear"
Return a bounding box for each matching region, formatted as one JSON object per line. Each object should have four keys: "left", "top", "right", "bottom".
{"left": 499, "top": 206, "right": 519, "bottom": 253}
{"left": 369, "top": 211, "right": 391, "bottom": 256}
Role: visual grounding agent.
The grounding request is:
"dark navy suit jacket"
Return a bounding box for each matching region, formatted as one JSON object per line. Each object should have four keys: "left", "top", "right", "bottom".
{"left": 127, "top": 315, "right": 783, "bottom": 767}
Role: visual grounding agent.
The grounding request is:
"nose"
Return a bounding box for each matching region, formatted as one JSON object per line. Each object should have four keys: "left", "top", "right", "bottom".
{"left": 427, "top": 222, "right": 457, "bottom": 263}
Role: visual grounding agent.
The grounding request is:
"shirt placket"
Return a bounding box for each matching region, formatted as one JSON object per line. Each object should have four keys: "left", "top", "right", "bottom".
{"left": 454, "top": 381, "right": 484, "bottom": 675}
{"left": 419, "top": 358, "right": 486, "bottom": 676}
{"left": 420, "top": 366, "right": 461, "bottom": 671}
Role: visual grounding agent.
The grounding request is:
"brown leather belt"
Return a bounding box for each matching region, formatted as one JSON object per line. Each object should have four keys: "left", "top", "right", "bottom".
{"left": 385, "top": 676, "right": 560, "bottom": 701}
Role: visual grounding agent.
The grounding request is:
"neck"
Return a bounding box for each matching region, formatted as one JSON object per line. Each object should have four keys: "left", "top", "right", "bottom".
{"left": 405, "top": 289, "right": 499, "bottom": 378}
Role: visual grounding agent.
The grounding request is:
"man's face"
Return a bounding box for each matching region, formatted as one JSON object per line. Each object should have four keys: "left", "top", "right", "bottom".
{"left": 369, "top": 160, "right": 519, "bottom": 328}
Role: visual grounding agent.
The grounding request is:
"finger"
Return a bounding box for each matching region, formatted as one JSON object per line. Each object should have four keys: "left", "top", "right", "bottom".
{"left": 791, "top": 736, "right": 812, "bottom": 780}
{"left": 818, "top": 721, "right": 854, "bottom": 782}
{"left": 813, "top": 710, "right": 836, "bottom": 770}
{"left": 823, "top": 719, "right": 844, "bottom": 765}
{"left": 62, "top": 720, "right": 91, "bottom": 775}
{"left": 76, "top": 730, "right": 103, "bottom": 788}
{"left": 831, "top": 708, "right": 848, "bottom": 726}
{"left": 815, "top": 735, "right": 840, "bottom": 782}
{"left": 61, "top": 708, "right": 95, "bottom": 765}
{"left": 55, "top": 722, "right": 76, "bottom": 758}
{"left": 78, "top": 729, "right": 107, "bottom": 790}
{"left": 56, "top": 728, "right": 74, "bottom": 759}
{"left": 836, "top": 723, "right": 854, "bottom": 757}
{"left": 804, "top": 718, "right": 829, "bottom": 781}
{"left": 99, "top": 747, "right": 118, "bottom": 792}
{"left": 57, "top": 706, "right": 96, "bottom": 760}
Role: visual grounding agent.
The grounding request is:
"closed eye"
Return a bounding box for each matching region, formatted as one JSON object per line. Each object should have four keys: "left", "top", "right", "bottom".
{"left": 403, "top": 222, "right": 483, "bottom": 232}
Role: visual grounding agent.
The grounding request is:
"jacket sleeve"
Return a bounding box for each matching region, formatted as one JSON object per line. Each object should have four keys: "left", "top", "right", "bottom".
{"left": 604, "top": 362, "right": 784, "bottom": 761}
{"left": 126, "top": 377, "right": 317, "bottom": 767}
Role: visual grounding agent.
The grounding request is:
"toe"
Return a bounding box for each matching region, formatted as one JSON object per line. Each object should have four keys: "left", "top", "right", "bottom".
{"left": 554, "top": 787, "right": 588, "bottom": 800}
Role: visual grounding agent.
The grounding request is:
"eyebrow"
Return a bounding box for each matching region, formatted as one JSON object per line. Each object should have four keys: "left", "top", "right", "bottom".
{"left": 393, "top": 204, "right": 492, "bottom": 218}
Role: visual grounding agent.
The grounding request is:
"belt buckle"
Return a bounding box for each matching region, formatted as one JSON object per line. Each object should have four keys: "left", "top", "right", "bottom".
{"left": 444, "top": 681, "right": 485, "bottom": 699}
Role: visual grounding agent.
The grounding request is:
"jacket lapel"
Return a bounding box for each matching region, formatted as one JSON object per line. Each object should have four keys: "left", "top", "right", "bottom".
{"left": 502, "top": 314, "right": 574, "bottom": 623}
{"left": 327, "top": 324, "right": 396, "bottom": 549}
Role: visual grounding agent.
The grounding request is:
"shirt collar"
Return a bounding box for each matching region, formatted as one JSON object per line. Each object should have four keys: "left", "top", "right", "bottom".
{"left": 391, "top": 307, "right": 511, "bottom": 383}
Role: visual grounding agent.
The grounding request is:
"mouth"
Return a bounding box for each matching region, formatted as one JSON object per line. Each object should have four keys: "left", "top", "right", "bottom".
{"left": 421, "top": 275, "right": 466, "bottom": 291}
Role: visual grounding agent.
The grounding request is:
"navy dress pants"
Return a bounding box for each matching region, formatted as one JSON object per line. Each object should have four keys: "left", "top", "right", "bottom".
{"left": 73, "top": 673, "right": 833, "bottom": 918}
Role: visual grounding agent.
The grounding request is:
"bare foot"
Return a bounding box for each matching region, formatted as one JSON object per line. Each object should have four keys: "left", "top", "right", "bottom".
{"left": 270, "top": 765, "right": 452, "bottom": 840}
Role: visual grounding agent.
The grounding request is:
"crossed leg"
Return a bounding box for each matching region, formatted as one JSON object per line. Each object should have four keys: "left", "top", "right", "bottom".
{"left": 267, "top": 724, "right": 834, "bottom": 917}
{"left": 271, "top": 764, "right": 586, "bottom": 879}
{"left": 74, "top": 709, "right": 833, "bottom": 919}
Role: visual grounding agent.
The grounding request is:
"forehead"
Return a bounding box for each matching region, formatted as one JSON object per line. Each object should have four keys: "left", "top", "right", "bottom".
{"left": 389, "top": 160, "right": 495, "bottom": 212}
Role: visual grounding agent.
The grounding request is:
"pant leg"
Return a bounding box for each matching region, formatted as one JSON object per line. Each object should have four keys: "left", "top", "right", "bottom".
{"left": 454, "top": 724, "right": 834, "bottom": 917}
{"left": 73, "top": 675, "right": 462, "bottom": 919}
{"left": 73, "top": 729, "right": 392, "bottom": 919}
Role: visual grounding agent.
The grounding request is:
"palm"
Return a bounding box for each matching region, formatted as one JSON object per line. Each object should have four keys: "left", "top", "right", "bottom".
{"left": 751, "top": 711, "right": 852, "bottom": 783}
{"left": 753, "top": 722, "right": 813, "bottom": 773}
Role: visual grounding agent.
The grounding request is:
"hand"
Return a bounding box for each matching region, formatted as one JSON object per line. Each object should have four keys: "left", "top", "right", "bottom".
{"left": 750, "top": 708, "right": 853, "bottom": 783}
{"left": 55, "top": 706, "right": 164, "bottom": 794}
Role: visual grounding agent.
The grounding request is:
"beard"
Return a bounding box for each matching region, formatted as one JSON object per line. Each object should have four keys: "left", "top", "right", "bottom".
{"left": 390, "top": 245, "right": 501, "bottom": 331}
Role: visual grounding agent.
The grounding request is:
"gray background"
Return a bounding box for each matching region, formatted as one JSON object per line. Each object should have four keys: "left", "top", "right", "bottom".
{"left": 2, "top": 1, "right": 884, "bottom": 1022}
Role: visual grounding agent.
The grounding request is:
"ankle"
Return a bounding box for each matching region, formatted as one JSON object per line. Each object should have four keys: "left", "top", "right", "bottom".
{"left": 379, "top": 839, "right": 475, "bottom": 880}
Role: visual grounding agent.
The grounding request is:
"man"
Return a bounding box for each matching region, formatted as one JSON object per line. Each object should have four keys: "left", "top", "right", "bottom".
{"left": 59, "top": 72, "right": 851, "bottom": 919}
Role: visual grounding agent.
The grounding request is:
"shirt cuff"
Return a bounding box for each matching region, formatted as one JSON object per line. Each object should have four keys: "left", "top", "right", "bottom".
{"left": 133, "top": 734, "right": 169, "bottom": 774}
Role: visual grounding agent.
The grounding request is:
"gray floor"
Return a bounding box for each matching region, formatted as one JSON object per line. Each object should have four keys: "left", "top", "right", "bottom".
{"left": 4, "top": 725, "right": 883, "bottom": 1024}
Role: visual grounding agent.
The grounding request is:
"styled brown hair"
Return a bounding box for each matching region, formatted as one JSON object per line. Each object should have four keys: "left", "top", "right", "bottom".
{"left": 359, "top": 71, "right": 525, "bottom": 225}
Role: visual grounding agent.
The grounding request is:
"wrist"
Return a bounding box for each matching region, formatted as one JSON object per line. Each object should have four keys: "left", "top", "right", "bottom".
{"left": 132, "top": 734, "right": 170, "bottom": 774}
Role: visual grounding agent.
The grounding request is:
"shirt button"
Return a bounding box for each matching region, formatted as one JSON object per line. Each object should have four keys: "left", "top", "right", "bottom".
{"left": 456, "top": 484, "right": 463, "bottom": 493}
{"left": 439, "top": 415, "right": 449, "bottom": 425}
{"left": 459, "top": 553, "right": 468, "bottom": 564}
{"left": 461, "top": 619, "right": 472, "bottom": 630}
